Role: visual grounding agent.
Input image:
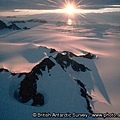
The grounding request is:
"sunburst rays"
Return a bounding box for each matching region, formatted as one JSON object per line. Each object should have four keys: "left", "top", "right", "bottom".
{"left": 36, "top": 0, "right": 89, "bottom": 30}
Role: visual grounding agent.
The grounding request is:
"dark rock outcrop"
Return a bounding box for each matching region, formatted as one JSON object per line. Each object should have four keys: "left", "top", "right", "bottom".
{"left": 18, "top": 73, "right": 27, "bottom": 78}
{"left": 0, "top": 20, "right": 21, "bottom": 30}
{"left": 0, "top": 20, "right": 8, "bottom": 30}
{"left": 0, "top": 68, "right": 9, "bottom": 72}
{"left": 50, "top": 48, "right": 56, "bottom": 53}
{"left": 74, "top": 78, "right": 93, "bottom": 114}
{"left": 32, "top": 93, "right": 44, "bottom": 106}
{"left": 55, "top": 52, "right": 90, "bottom": 72}
{"left": 81, "top": 52, "right": 95, "bottom": 59}
{"left": 0, "top": 20, "right": 30, "bottom": 30}
{"left": 8, "top": 20, "right": 25, "bottom": 24}
{"left": 18, "top": 58, "right": 55, "bottom": 104}
{"left": 8, "top": 23, "right": 21, "bottom": 30}
{"left": 23, "top": 27, "right": 30, "bottom": 30}
{"left": 27, "top": 19, "right": 47, "bottom": 23}
{"left": 31, "top": 58, "right": 55, "bottom": 74}
{"left": 18, "top": 73, "right": 37, "bottom": 103}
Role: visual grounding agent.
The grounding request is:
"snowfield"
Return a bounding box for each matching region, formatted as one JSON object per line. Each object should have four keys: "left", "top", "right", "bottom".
{"left": 0, "top": 9, "right": 120, "bottom": 120}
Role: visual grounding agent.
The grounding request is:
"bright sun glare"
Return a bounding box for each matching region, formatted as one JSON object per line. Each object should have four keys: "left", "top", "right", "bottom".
{"left": 64, "top": 3, "right": 76, "bottom": 15}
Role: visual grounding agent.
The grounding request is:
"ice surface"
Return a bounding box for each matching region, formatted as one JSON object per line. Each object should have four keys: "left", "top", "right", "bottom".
{"left": 0, "top": 10, "right": 120, "bottom": 120}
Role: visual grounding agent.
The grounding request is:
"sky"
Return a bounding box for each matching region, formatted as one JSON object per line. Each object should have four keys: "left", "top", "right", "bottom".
{"left": 0, "top": 0, "right": 120, "bottom": 11}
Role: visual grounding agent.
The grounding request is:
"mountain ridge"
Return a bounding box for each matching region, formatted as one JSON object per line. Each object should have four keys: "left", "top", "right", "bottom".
{"left": 0, "top": 47, "right": 95, "bottom": 113}
{"left": 0, "top": 20, "right": 21, "bottom": 30}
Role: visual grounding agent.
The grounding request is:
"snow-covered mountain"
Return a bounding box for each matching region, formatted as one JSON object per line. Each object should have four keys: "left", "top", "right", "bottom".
{"left": 0, "top": 47, "right": 96, "bottom": 113}
{"left": 0, "top": 19, "right": 48, "bottom": 30}
{"left": 0, "top": 20, "right": 8, "bottom": 29}
{"left": 0, "top": 43, "right": 112, "bottom": 120}
{"left": 0, "top": 9, "right": 120, "bottom": 120}
{"left": 0, "top": 47, "right": 98, "bottom": 119}
{"left": 0, "top": 20, "right": 21, "bottom": 30}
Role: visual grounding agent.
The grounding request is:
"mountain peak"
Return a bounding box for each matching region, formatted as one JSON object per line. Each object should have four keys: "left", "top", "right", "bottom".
{"left": 0, "top": 44, "right": 112, "bottom": 115}
{"left": 8, "top": 23, "right": 21, "bottom": 30}
{"left": 0, "top": 20, "right": 7, "bottom": 29}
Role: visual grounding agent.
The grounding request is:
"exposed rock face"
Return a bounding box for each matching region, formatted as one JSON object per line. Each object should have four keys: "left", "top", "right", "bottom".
{"left": 0, "top": 20, "right": 30, "bottom": 30}
{"left": 32, "top": 93, "right": 44, "bottom": 106}
{"left": 0, "top": 68, "right": 9, "bottom": 72}
{"left": 23, "top": 27, "right": 30, "bottom": 30}
{"left": 27, "top": 19, "right": 47, "bottom": 23}
{"left": 18, "top": 58, "right": 55, "bottom": 104}
{"left": 74, "top": 78, "right": 93, "bottom": 113}
{"left": 0, "top": 20, "right": 8, "bottom": 29}
{"left": 0, "top": 20, "right": 21, "bottom": 30}
{"left": 81, "top": 52, "right": 95, "bottom": 59}
{"left": 31, "top": 58, "right": 55, "bottom": 75}
{"left": 8, "top": 20, "right": 25, "bottom": 24}
{"left": 19, "top": 73, "right": 37, "bottom": 103}
{"left": 8, "top": 23, "right": 21, "bottom": 30}
{"left": 55, "top": 52, "right": 90, "bottom": 72}
{"left": 50, "top": 48, "right": 56, "bottom": 53}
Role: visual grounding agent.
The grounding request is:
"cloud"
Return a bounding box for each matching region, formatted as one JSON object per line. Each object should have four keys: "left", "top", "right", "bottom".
{"left": 80, "top": 0, "right": 120, "bottom": 5}
{"left": 0, "top": 0, "right": 49, "bottom": 10}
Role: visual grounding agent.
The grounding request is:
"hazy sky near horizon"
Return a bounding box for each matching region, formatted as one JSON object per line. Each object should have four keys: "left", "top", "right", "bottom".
{"left": 0, "top": 0, "right": 120, "bottom": 11}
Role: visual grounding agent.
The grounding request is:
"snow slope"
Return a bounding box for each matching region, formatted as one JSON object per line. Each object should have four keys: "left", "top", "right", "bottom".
{"left": 0, "top": 10, "right": 120, "bottom": 120}
{"left": 0, "top": 50, "right": 96, "bottom": 120}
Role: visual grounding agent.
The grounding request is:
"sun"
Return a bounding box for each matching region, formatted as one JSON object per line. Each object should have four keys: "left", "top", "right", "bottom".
{"left": 64, "top": 3, "right": 76, "bottom": 15}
